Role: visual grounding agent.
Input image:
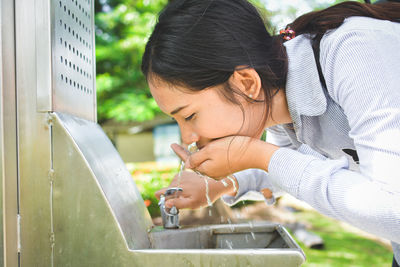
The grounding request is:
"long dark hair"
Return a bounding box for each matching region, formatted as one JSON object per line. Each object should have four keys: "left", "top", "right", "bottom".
{"left": 141, "top": 0, "right": 400, "bottom": 125}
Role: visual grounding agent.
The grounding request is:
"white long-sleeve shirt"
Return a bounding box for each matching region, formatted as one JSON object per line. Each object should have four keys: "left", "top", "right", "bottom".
{"left": 222, "top": 16, "right": 400, "bottom": 261}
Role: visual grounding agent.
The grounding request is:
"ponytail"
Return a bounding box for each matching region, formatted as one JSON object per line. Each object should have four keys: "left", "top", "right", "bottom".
{"left": 289, "top": 1, "right": 400, "bottom": 41}
{"left": 287, "top": 1, "right": 400, "bottom": 88}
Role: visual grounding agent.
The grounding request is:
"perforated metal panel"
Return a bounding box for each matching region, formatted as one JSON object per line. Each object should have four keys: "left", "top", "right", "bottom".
{"left": 52, "top": 0, "right": 96, "bottom": 121}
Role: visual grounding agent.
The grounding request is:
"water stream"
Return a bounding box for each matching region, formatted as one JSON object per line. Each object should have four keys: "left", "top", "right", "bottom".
{"left": 249, "top": 221, "right": 256, "bottom": 240}
{"left": 175, "top": 142, "right": 214, "bottom": 212}
{"left": 227, "top": 175, "right": 237, "bottom": 193}
{"left": 155, "top": 141, "right": 265, "bottom": 250}
{"left": 176, "top": 160, "right": 185, "bottom": 189}
{"left": 173, "top": 142, "right": 255, "bottom": 241}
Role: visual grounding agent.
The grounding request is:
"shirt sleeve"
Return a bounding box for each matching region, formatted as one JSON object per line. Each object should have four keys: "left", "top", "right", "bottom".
{"left": 266, "top": 125, "right": 296, "bottom": 149}
{"left": 221, "top": 168, "right": 283, "bottom": 206}
{"left": 221, "top": 125, "right": 293, "bottom": 206}
{"left": 268, "top": 25, "right": 400, "bottom": 244}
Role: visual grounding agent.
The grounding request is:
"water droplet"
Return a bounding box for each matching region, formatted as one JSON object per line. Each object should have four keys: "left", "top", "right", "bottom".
{"left": 225, "top": 240, "right": 233, "bottom": 249}
{"left": 251, "top": 232, "right": 256, "bottom": 240}
{"left": 203, "top": 176, "right": 213, "bottom": 207}
{"left": 176, "top": 160, "right": 185, "bottom": 188}
{"left": 234, "top": 210, "right": 241, "bottom": 219}
{"left": 188, "top": 142, "right": 198, "bottom": 153}
{"left": 248, "top": 221, "right": 254, "bottom": 228}
{"left": 227, "top": 218, "right": 234, "bottom": 232}
{"left": 227, "top": 175, "right": 237, "bottom": 192}
{"left": 243, "top": 201, "right": 249, "bottom": 213}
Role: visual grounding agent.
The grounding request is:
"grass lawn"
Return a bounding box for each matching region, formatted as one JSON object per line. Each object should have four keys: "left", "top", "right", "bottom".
{"left": 291, "top": 209, "right": 393, "bottom": 267}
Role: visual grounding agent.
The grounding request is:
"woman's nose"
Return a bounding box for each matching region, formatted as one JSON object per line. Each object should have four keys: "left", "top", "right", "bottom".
{"left": 180, "top": 127, "right": 199, "bottom": 145}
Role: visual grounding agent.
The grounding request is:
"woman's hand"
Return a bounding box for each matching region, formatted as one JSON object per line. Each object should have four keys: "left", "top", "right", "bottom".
{"left": 155, "top": 170, "right": 237, "bottom": 209}
{"left": 172, "top": 136, "right": 279, "bottom": 178}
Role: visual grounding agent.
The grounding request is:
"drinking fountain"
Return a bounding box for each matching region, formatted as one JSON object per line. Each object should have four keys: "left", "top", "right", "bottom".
{"left": 159, "top": 187, "right": 183, "bottom": 229}
{"left": 0, "top": 0, "right": 306, "bottom": 266}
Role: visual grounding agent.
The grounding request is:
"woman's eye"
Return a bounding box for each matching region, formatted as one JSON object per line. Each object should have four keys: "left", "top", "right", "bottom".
{"left": 185, "top": 113, "right": 195, "bottom": 121}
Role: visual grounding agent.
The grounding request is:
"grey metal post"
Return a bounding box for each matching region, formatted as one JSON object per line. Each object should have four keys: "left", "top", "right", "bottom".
{"left": 1, "top": 0, "right": 19, "bottom": 266}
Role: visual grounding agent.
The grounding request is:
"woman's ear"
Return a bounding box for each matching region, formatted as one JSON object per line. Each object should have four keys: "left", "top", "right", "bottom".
{"left": 229, "top": 67, "right": 262, "bottom": 100}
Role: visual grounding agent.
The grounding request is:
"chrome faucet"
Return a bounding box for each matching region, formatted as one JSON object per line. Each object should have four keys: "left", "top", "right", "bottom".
{"left": 158, "top": 187, "right": 183, "bottom": 229}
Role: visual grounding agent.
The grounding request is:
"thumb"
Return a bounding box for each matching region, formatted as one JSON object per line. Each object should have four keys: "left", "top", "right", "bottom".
{"left": 165, "top": 197, "right": 193, "bottom": 210}
{"left": 171, "top": 143, "right": 190, "bottom": 162}
{"left": 155, "top": 188, "right": 167, "bottom": 200}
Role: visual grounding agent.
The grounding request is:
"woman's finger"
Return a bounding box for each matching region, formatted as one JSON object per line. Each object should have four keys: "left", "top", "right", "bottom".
{"left": 165, "top": 197, "right": 194, "bottom": 209}
{"left": 196, "top": 160, "right": 229, "bottom": 179}
{"left": 171, "top": 143, "right": 190, "bottom": 162}
{"left": 195, "top": 160, "right": 218, "bottom": 177}
{"left": 186, "top": 149, "right": 209, "bottom": 169}
{"left": 155, "top": 188, "right": 167, "bottom": 200}
{"left": 260, "top": 188, "right": 273, "bottom": 199}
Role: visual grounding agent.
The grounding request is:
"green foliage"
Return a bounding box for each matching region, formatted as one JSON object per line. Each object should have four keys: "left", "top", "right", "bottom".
{"left": 128, "top": 162, "right": 178, "bottom": 217}
{"left": 95, "top": 0, "right": 167, "bottom": 123}
{"left": 95, "top": 0, "right": 274, "bottom": 123}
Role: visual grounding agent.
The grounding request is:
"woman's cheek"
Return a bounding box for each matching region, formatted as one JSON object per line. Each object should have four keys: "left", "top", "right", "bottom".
{"left": 195, "top": 112, "right": 244, "bottom": 139}
{"left": 195, "top": 120, "right": 225, "bottom": 140}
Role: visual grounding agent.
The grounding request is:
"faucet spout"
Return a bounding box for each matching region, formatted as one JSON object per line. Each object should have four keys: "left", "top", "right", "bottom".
{"left": 158, "top": 187, "right": 183, "bottom": 229}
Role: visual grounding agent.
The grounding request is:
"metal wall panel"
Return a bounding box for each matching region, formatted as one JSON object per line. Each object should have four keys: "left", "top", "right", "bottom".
{"left": 36, "top": 0, "right": 96, "bottom": 122}
{"left": 16, "top": 0, "right": 53, "bottom": 266}
{"left": 0, "top": 3, "right": 4, "bottom": 263}
{"left": 1, "top": 0, "right": 19, "bottom": 266}
{"left": 36, "top": 0, "right": 53, "bottom": 112}
{"left": 52, "top": 0, "right": 96, "bottom": 121}
{"left": 15, "top": 0, "right": 97, "bottom": 265}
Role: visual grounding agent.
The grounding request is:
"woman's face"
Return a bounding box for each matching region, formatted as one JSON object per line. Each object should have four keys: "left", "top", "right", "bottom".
{"left": 149, "top": 77, "right": 266, "bottom": 149}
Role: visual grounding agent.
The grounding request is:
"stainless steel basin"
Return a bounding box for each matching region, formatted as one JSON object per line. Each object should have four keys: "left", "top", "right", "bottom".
{"left": 135, "top": 222, "right": 305, "bottom": 267}
{"left": 149, "top": 222, "right": 301, "bottom": 250}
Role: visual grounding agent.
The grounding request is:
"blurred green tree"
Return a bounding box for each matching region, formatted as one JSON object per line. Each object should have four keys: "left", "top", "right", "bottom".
{"left": 95, "top": 0, "right": 167, "bottom": 123}
{"left": 95, "top": 0, "right": 274, "bottom": 124}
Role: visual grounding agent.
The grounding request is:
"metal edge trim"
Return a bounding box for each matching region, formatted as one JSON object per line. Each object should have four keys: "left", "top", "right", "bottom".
{"left": 91, "top": 0, "right": 97, "bottom": 122}
{"left": 50, "top": 112, "right": 132, "bottom": 250}
{"left": 276, "top": 224, "right": 306, "bottom": 260}
{"left": 35, "top": 0, "right": 53, "bottom": 112}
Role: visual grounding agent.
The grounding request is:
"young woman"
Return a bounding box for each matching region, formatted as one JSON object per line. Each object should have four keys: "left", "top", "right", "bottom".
{"left": 141, "top": 0, "right": 400, "bottom": 265}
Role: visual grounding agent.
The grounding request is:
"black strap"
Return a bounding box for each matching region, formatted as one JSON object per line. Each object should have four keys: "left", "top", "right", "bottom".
{"left": 311, "top": 34, "right": 327, "bottom": 89}
{"left": 311, "top": 35, "right": 360, "bottom": 164}
{"left": 393, "top": 256, "right": 400, "bottom": 267}
{"left": 342, "top": 149, "right": 360, "bottom": 164}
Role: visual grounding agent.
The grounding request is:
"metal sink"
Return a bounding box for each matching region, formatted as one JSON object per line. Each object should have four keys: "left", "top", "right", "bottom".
{"left": 133, "top": 222, "right": 305, "bottom": 267}
{"left": 149, "top": 222, "right": 301, "bottom": 250}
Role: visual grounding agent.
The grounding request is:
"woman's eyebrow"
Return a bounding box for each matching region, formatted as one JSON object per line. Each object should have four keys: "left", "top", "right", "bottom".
{"left": 170, "top": 105, "right": 189, "bottom": 115}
